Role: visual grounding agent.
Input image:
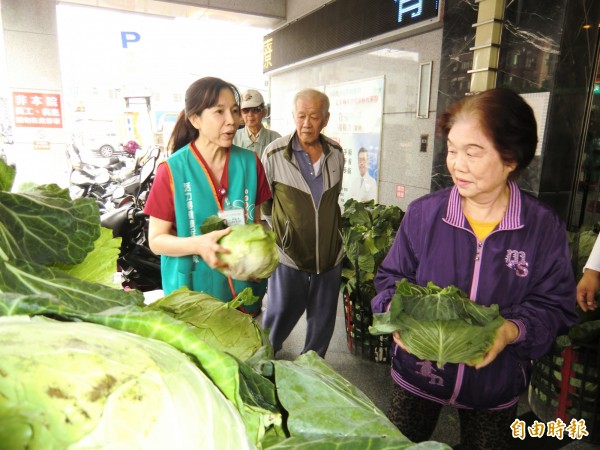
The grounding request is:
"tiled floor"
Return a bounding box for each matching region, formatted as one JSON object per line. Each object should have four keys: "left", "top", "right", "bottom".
{"left": 265, "top": 293, "right": 600, "bottom": 450}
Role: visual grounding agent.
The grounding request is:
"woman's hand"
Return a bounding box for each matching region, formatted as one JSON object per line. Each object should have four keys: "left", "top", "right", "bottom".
{"left": 576, "top": 269, "right": 600, "bottom": 312}
{"left": 192, "top": 228, "right": 232, "bottom": 269}
{"left": 473, "top": 320, "right": 519, "bottom": 370}
{"left": 392, "top": 331, "right": 411, "bottom": 353}
{"left": 148, "top": 217, "right": 233, "bottom": 270}
{"left": 394, "top": 321, "right": 518, "bottom": 370}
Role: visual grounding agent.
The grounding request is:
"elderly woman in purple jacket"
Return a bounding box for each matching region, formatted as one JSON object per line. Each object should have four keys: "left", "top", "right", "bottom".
{"left": 372, "top": 88, "right": 578, "bottom": 449}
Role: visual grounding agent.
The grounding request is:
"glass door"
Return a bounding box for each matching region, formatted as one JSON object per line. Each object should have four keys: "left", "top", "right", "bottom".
{"left": 570, "top": 44, "right": 600, "bottom": 232}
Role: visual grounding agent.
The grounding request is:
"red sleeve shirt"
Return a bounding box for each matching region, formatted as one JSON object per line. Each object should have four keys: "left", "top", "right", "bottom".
{"left": 255, "top": 153, "right": 272, "bottom": 205}
{"left": 144, "top": 161, "right": 174, "bottom": 222}
{"left": 144, "top": 150, "right": 272, "bottom": 223}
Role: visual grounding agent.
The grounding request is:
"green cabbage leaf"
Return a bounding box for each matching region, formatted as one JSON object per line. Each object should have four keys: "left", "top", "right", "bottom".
{"left": 52, "top": 227, "right": 122, "bottom": 287}
{"left": 369, "top": 279, "right": 504, "bottom": 367}
{"left": 0, "top": 181, "right": 100, "bottom": 265}
{"left": 0, "top": 161, "right": 143, "bottom": 308}
{"left": 272, "top": 352, "right": 406, "bottom": 438}
{"left": 260, "top": 437, "right": 450, "bottom": 449}
{"left": 145, "top": 286, "right": 267, "bottom": 361}
{"left": 260, "top": 352, "right": 449, "bottom": 449}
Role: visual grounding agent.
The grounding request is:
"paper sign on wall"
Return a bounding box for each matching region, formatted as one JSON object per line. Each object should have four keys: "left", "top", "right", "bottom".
{"left": 12, "top": 91, "right": 63, "bottom": 128}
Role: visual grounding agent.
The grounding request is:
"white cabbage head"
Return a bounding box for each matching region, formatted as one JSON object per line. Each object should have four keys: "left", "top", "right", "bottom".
{"left": 218, "top": 223, "right": 279, "bottom": 281}
{"left": 0, "top": 315, "right": 255, "bottom": 450}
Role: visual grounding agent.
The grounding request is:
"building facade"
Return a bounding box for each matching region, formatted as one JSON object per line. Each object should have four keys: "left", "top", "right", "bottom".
{"left": 265, "top": 0, "right": 600, "bottom": 233}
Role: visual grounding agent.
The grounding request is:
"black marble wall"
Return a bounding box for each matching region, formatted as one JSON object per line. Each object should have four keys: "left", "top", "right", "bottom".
{"left": 430, "top": 0, "right": 600, "bottom": 225}
{"left": 430, "top": 0, "right": 477, "bottom": 191}
{"left": 495, "top": 0, "right": 566, "bottom": 197}
{"left": 533, "top": 0, "right": 599, "bottom": 224}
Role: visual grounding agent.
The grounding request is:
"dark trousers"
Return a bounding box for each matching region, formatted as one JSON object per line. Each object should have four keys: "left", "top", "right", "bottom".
{"left": 262, "top": 262, "right": 342, "bottom": 357}
{"left": 387, "top": 383, "right": 519, "bottom": 450}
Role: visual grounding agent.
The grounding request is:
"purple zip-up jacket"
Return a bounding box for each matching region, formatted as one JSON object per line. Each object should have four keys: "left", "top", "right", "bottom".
{"left": 372, "top": 181, "right": 579, "bottom": 410}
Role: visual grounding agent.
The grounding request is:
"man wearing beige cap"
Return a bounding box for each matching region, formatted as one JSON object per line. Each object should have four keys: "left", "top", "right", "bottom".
{"left": 234, "top": 89, "right": 281, "bottom": 158}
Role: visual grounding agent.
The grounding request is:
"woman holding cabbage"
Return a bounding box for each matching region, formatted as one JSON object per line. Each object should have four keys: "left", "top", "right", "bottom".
{"left": 144, "top": 77, "right": 272, "bottom": 316}
{"left": 371, "top": 88, "right": 578, "bottom": 449}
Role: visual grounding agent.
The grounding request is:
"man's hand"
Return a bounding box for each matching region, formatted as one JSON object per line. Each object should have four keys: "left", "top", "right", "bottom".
{"left": 577, "top": 269, "right": 600, "bottom": 312}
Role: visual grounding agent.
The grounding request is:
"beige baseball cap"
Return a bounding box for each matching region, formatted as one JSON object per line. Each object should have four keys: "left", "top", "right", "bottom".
{"left": 241, "top": 89, "right": 265, "bottom": 109}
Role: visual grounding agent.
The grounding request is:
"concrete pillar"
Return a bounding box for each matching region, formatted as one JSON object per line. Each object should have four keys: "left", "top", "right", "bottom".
{"left": 0, "top": 0, "right": 69, "bottom": 189}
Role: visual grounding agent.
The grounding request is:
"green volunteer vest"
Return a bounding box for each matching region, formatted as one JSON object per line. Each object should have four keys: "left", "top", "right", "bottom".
{"left": 161, "top": 144, "right": 265, "bottom": 315}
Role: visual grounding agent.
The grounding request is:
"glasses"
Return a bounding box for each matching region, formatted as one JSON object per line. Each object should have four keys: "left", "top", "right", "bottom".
{"left": 241, "top": 107, "right": 263, "bottom": 114}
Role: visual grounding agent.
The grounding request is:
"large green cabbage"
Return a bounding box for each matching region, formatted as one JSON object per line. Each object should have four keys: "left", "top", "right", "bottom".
{"left": 369, "top": 279, "right": 504, "bottom": 367}
{"left": 0, "top": 315, "right": 255, "bottom": 450}
{"left": 218, "top": 223, "right": 279, "bottom": 281}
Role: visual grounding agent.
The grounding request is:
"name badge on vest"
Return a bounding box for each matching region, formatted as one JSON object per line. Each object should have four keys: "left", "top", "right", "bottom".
{"left": 218, "top": 208, "right": 245, "bottom": 226}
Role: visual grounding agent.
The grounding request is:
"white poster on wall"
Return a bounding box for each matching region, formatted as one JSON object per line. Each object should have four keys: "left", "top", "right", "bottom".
{"left": 324, "top": 76, "right": 385, "bottom": 207}
{"left": 521, "top": 92, "right": 550, "bottom": 157}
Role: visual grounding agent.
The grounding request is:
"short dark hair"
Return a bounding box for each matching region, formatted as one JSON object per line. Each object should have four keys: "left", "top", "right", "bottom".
{"left": 437, "top": 88, "right": 538, "bottom": 180}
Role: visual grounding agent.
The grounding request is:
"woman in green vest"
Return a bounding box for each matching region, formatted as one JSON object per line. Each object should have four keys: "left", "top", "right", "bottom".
{"left": 144, "top": 77, "right": 272, "bottom": 316}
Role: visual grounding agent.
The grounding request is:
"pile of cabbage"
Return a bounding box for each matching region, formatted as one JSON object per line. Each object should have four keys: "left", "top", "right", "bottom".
{"left": 340, "top": 198, "right": 404, "bottom": 306}
{"left": 0, "top": 161, "right": 449, "bottom": 450}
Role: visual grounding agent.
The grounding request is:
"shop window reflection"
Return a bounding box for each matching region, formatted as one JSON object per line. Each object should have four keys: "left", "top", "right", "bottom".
{"left": 575, "top": 66, "right": 600, "bottom": 229}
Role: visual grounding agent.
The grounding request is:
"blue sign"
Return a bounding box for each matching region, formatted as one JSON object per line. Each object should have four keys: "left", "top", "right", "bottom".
{"left": 395, "top": 0, "right": 439, "bottom": 23}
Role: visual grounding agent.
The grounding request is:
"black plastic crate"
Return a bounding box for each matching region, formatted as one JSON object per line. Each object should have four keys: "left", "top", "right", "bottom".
{"left": 343, "top": 289, "right": 391, "bottom": 363}
{"left": 528, "top": 341, "right": 600, "bottom": 443}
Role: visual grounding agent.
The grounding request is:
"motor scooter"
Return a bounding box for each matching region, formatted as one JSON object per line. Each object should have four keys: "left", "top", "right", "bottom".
{"left": 100, "top": 149, "right": 162, "bottom": 291}
{"left": 68, "top": 144, "right": 136, "bottom": 209}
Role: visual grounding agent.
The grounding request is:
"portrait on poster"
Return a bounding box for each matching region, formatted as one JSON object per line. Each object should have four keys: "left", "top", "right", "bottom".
{"left": 325, "top": 76, "right": 384, "bottom": 207}
{"left": 342, "top": 138, "right": 380, "bottom": 203}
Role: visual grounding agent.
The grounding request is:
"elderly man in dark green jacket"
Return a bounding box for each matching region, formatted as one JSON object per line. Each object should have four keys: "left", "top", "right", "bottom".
{"left": 261, "top": 88, "right": 345, "bottom": 358}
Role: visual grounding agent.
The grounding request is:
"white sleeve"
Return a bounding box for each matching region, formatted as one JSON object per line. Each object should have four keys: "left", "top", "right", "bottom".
{"left": 584, "top": 236, "right": 600, "bottom": 272}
